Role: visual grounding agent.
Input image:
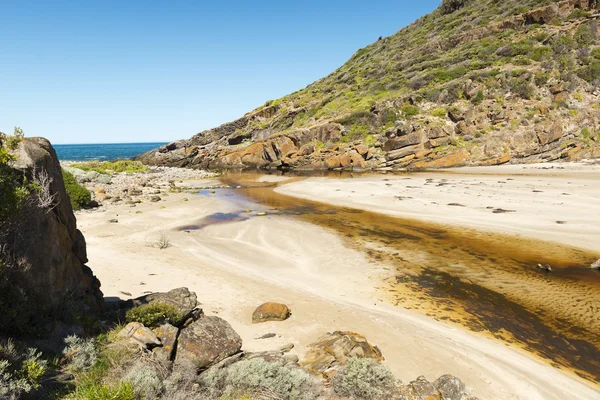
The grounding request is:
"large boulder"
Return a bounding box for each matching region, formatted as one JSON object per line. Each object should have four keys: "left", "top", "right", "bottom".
{"left": 1, "top": 138, "right": 104, "bottom": 335}
{"left": 399, "top": 376, "right": 442, "bottom": 400}
{"left": 152, "top": 323, "right": 179, "bottom": 361}
{"left": 127, "top": 287, "right": 199, "bottom": 326}
{"left": 434, "top": 375, "right": 466, "bottom": 400}
{"left": 175, "top": 316, "right": 242, "bottom": 370}
{"left": 301, "top": 331, "right": 383, "bottom": 376}
{"left": 252, "top": 302, "right": 291, "bottom": 323}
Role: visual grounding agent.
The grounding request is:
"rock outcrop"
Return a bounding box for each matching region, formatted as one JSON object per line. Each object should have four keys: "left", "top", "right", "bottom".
{"left": 0, "top": 138, "right": 103, "bottom": 335}
{"left": 301, "top": 331, "right": 384, "bottom": 376}
{"left": 137, "top": 0, "right": 600, "bottom": 171}
{"left": 109, "top": 287, "right": 479, "bottom": 399}
{"left": 126, "top": 287, "right": 200, "bottom": 326}
{"left": 175, "top": 316, "right": 243, "bottom": 370}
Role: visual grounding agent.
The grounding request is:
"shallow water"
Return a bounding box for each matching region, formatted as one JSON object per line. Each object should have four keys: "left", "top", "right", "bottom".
{"left": 181, "top": 172, "right": 600, "bottom": 384}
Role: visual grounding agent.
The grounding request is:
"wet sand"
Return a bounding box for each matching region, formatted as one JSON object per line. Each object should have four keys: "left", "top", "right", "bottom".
{"left": 77, "top": 167, "right": 600, "bottom": 400}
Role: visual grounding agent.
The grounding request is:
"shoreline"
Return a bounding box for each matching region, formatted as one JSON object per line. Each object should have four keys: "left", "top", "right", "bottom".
{"left": 275, "top": 162, "right": 600, "bottom": 253}
{"left": 75, "top": 166, "right": 600, "bottom": 400}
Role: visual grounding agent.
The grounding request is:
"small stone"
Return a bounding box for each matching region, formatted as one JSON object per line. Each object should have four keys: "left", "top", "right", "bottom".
{"left": 256, "top": 212, "right": 267, "bottom": 216}
{"left": 283, "top": 354, "right": 299, "bottom": 364}
{"left": 279, "top": 343, "right": 294, "bottom": 353}
{"left": 537, "top": 263, "right": 552, "bottom": 272}
{"left": 591, "top": 259, "right": 600, "bottom": 270}
{"left": 150, "top": 196, "right": 161, "bottom": 202}
{"left": 256, "top": 333, "right": 277, "bottom": 339}
{"left": 109, "top": 219, "right": 119, "bottom": 223}
{"left": 118, "top": 322, "right": 162, "bottom": 349}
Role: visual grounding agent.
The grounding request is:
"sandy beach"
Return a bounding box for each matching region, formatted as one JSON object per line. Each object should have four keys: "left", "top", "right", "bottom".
{"left": 75, "top": 164, "right": 600, "bottom": 400}
{"left": 276, "top": 163, "right": 600, "bottom": 253}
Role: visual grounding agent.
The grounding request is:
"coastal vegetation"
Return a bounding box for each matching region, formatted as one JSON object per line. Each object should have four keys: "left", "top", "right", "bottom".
{"left": 139, "top": 0, "right": 600, "bottom": 171}
{"left": 70, "top": 160, "right": 148, "bottom": 175}
{"left": 62, "top": 169, "right": 92, "bottom": 210}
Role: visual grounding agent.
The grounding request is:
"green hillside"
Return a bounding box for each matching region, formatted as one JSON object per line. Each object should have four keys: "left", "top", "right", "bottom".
{"left": 139, "top": 0, "right": 600, "bottom": 170}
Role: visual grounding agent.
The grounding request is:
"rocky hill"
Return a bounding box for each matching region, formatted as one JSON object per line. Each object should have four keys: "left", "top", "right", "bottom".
{"left": 138, "top": 0, "right": 600, "bottom": 171}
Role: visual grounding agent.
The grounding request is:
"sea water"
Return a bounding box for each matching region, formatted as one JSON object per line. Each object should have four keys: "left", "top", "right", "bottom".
{"left": 54, "top": 142, "right": 167, "bottom": 162}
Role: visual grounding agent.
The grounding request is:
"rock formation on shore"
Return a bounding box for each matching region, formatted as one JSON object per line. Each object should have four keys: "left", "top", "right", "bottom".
{"left": 137, "top": 0, "right": 600, "bottom": 171}
{"left": 0, "top": 137, "right": 103, "bottom": 335}
{"left": 108, "top": 287, "right": 480, "bottom": 399}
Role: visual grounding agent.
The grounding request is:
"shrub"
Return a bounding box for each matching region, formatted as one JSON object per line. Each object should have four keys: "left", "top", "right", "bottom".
{"left": 124, "top": 362, "right": 164, "bottom": 399}
{"left": 0, "top": 142, "right": 31, "bottom": 220}
{"left": 430, "top": 107, "right": 447, "bottom": 118}
{"left": 0, "top": 359, "right": 32, "bottom": 400}
{"left": 441, "top": 0, "right": 468, "bottom": 15}
{"left": 71, "top": 381, "right": 135, "bottom": 400}
{"left": 578, "top": 60, "right": 600, "bottom": 83}
{"left": 125, "top": 302, "right": 183, "bottom": 327}
{"left": 332, "top": 358, "right": 398, "bottom": 400}
{"left": 471, "top": 91, "right": 484, "bottom": 105}
{"left": 401, "top": 103, "right": 419, "bottom": 118}
{"left": 149, "top": 233, "right": 171, "bottom": 250}
{"left": 0, "top": 341, "right": 48, "bottom": 399}
{"left": 70, "top": 160, "right": 148, "bottom": 175}
{"left": 530, "top": 46, "right": 552, "bottom": 62}
{"left": 63, "top": 336, "right": 98, "bottom": 372}
{"left": 200, "top": 359, "right": 322, "bottom": 400}
{"left": 62, "top": 169, "right": 92, "bottom": 210}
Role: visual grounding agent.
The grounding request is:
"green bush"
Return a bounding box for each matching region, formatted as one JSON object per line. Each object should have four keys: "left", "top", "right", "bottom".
{"left": 471, "top": 91, "right": 484, "bottom": 105}
{"left": 332, "top": 358, "right": 398, "bottom": 400}
{"left": 0, "top": 142, "right": 31, "bottom": 220}
{"left": 71, "top": 381, "right": 135, "bottom": 400}
{"left": 430, "top": 107, "right": 447, "bottom": 118}
{"left": 201, "top": 359, "right": 322, "bottom": 400}
{"left": 125, "top": 302, "right": 183, "bottom": 328}
{"left": 401, "top": 103, "right": 419, "bottom": 118}
{"left": 70, "top": 160, "right": 148, "bottom": 175}
{"left": 578, "top": 60, "right": 600, "bottom": 83}
{"left": 62, "top": 169, "right": 92, "bottom": 210}
{"left": 0, "top": 341, "right": 48, "bottom": 399}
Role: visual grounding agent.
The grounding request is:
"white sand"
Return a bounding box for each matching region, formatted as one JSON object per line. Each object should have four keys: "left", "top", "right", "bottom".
{"left": 276, "top": 163, "right": 600, "bottom": 252}
{"left": 77, "top": 169, "right": 600, "bottom": 400}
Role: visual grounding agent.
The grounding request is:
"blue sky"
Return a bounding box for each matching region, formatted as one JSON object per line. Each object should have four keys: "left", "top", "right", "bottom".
{"left": 0, "top": 1, "right": 439, "bottom": 144}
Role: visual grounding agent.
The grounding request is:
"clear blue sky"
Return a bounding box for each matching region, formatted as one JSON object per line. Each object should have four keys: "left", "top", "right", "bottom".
{"left": 0, "top": 1, "right": 439, "bottom": 144}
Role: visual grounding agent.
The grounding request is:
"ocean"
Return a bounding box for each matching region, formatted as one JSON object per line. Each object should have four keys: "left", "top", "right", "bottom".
{"left": 54, "top": 142, "right": 168, "bottom": 162}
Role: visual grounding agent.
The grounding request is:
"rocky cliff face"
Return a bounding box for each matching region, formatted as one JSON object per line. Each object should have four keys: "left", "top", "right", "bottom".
{"left": 138, "top": 0, "right": 600, "bottom": 171}
{"left": 0, "top": 138, "right": 103, "bottom": 335}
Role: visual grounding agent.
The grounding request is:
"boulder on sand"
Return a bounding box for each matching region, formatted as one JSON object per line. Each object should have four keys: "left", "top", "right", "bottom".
{"left": 301, "top": 331, "right": 383, "bottom": 376}
{"left": 252, "top": 302, "right": 291, "bottom": 323}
